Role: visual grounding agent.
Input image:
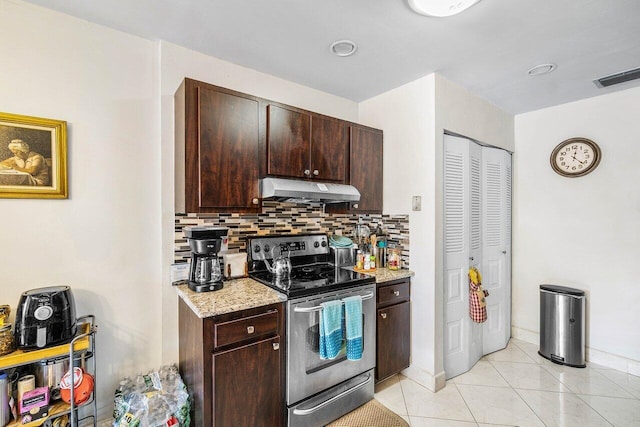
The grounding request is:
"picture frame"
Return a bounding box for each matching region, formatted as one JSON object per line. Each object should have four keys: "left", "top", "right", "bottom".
{"left": 0, "top": 112, "right": 67, "bottom": 199}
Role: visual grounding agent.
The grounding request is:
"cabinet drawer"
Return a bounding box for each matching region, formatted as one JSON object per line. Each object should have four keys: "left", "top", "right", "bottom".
{"left": 377, "top": 281, "right": 410, "bottom": 307}
{"left": 214, "top": 310, "right": 279, "bottom": 349}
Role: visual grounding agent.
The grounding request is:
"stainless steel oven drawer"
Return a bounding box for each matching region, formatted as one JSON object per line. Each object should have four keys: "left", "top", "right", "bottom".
{"left": 288, "top": 369, "right": 374, "bottom": 427}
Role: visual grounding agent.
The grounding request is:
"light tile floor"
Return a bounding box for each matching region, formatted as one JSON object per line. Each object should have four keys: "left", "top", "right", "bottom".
{"left": 374, "top": 338, "right": 640, "bottom": 426}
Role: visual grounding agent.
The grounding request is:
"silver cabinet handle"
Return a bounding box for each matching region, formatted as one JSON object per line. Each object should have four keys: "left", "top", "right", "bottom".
{"left": 247, "top": 326, "right": 255, "bottom": 334}
{"left": 502, "top": 250, "right": 507, "bottom": 254}
{"left": 304, "top": 169, "right": 311, "bottom": 176}
{"left": 313, "top": 169, "right": 319, "bottom": 176}
{"left": 252, "top": 198, "right": 259, "bottom": 205}
{"left": 469, "top": 257, "right": 474, "bottom": 261}
{"left": 352, "top": 203, "right": 359, "bottom": 209}
{"left": 273, "top": 342, "right": 279, "bottom": 350}
{"left": 380, "top": 313, "right": 387, "bottom": 319}
{"left": 393, "top": 290, "right": 400, "bottom": 296}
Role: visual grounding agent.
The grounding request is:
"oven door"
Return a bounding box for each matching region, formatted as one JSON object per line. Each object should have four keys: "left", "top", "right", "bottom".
{"left": 287, "top": 283, "right": 376, "bottom": 405}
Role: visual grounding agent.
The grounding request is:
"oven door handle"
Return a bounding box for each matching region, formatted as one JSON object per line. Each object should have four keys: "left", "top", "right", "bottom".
{"left": 293, "top": 292, "right": 375, "bottom": 313}
{"left": 292, "top": 372, "right": 372, "bottom": 416}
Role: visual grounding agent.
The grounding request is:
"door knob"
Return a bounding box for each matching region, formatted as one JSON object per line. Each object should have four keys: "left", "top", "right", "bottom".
{"left": 502, "top": 250, "right": 507, "bottom": 254}
{"left": 247, "top": 326, "right": 255, "bottom": 334}
{"left": 273, "top": 342, "right": 280, "bottom": 350}
{"left": 304, "top": 169, "right": 311, "bottom": 176}
{"left": 380, "top": 313, "right": 387, "bottom": 319}
{"left": 313, "top": 169, "right": 319, "bottom": 176}
{"left": 252, "top": 198, "right": 259, "bottom": 205}
{"left": 469, "top": 257, "right": 474, "bottom": 261}
{"left": 393, "top": 290, "right": 400, "bottom": 296}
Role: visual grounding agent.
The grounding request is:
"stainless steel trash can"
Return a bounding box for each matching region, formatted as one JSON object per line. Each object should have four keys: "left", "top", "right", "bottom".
{"left": 539, "top": 284, "right": 586, "bottom": 367}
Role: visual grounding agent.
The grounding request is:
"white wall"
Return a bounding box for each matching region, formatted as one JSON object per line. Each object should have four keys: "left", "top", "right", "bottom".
{"left": 359, "top": 75, "right": 438, "bottom": 388}
{"left": 0, "top": 0, "right": 160, "bottom": 418}
{"left": 359, "top": 74, "right": 514, "bottom": 390}
{"left": 513, "top": 87, "right": 640, "bottom": 374}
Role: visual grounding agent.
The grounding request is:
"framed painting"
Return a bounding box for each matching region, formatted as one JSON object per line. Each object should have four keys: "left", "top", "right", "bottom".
{"left": 0, "top": 112, "right": 67, "bottom": 199}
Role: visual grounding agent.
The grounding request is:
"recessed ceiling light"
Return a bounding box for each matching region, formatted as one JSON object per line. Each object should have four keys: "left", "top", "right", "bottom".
{"left": 408, "top": 0, "right": 482, "bottom": 17}
{"left": 330, "top": 40, "right": 358, "bottom": 57}
{"left": 528, "top": 63, "right": 557, "bottom": 76}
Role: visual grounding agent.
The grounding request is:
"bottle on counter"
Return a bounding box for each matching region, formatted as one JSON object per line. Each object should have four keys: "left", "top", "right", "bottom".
{"left": 363, "top": 253, "right": 371, "bottom": 270}
{"left": 388, "top": 248, "right": 401, "bottom": 270}
{"left": 356, "top": 250, "right": 364, "bottom": 270}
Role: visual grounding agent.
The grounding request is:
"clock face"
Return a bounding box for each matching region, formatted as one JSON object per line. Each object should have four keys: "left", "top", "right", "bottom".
{"left": 550, "top": 138, "right": 601, "bottom": 177}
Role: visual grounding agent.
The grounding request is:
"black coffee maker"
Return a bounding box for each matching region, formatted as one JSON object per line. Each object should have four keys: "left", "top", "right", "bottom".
{"left": 184, "top": 226, "right": 228, "bottom": 292}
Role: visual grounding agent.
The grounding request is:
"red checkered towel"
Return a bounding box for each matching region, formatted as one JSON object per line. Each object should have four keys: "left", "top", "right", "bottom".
{"left": 469, "top": 267, "right": 489, "bottom": 323}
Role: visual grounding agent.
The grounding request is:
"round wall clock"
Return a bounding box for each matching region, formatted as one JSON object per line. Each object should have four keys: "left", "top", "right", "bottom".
{"left": 550, "top": 137, "right": 601, "bottom": 177}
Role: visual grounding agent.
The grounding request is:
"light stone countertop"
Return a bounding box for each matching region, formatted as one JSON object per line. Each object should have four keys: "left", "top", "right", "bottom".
{"left": 176, "top": 278, "right": 286, "bottom": 318}
{"left": 348, "top": 267, "right": 415, "bottom": 283}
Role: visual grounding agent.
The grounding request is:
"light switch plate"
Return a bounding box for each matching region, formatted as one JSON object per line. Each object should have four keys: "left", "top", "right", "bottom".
{"left": 412, "top": 196, "right": 422, "bottom": 211}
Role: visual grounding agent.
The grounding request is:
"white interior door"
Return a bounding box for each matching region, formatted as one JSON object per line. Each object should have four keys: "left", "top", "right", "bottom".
{"left": 443, "top": 135, "right": 483, "bottom": 379}
{"left": 481, "top": 147, "right": 512, "bottom": 354}
{"left": 443, "top": 135, "right": 512, "bottom": 379}
{"left": 443, "top": 135, "right": 471, "bottom": 379}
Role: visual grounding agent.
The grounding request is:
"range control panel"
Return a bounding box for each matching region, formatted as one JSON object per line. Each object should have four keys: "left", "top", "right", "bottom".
{"left": 248, "top": 234, "right": 329, "bottom": 261}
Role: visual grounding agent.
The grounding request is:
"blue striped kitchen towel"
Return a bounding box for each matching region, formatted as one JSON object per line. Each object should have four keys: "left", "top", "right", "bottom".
{"left": 343, "top": 295, "right": 363, "bottom": 360}
{"left": 319, "top": 299, "right": 343, "bottom": 360}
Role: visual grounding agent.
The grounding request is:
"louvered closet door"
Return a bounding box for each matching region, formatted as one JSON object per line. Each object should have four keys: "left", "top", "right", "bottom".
{"left": 444, "top": 135, "right": 512, "bottom": 379}
{"left": 481, "top": 147, "right": 512, "bottom": 354}
{"left": 443, "top": 135, "right": 482, "bottom": 379}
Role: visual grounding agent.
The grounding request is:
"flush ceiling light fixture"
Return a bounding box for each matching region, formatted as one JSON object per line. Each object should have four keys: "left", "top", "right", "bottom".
{"left": 408, "top": 0, "right": 482, "bottom": 17}
{"left": 527, "top": 63, "right": 557, "bottom": 76}
{"left": 330, "top": 40, "right": 358, "bottom": 57}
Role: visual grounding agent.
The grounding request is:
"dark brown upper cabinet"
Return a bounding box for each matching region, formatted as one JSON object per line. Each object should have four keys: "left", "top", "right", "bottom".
{"left": 328, "top": 124, "right": 383, "bottom": 214}
{"left": 266, "top": 104, "right": 347, "bottom": 183}
{"left": 175, "top": 79, "right": 262, "bottom": 213}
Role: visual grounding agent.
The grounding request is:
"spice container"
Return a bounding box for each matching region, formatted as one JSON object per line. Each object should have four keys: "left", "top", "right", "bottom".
{"left": 0, "top": 323, "right": 15, "bottom": 356}
{"left": 388, "top": 248, "right": 401, "bottom": 271}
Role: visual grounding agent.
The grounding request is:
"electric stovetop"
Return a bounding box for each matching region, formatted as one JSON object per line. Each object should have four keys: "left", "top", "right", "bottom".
{"left": 247, "top": 234, "right": 374, "bottom": 298}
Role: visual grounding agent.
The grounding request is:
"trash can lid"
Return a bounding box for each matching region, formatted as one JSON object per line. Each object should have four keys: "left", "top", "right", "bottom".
{"left": 540, "top": 284, "right": 585, "bottom": 296}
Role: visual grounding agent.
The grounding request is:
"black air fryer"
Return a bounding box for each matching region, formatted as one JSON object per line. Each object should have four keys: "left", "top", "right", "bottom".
{"left": 14, "top": 286, "right": 77, "bottom": 349}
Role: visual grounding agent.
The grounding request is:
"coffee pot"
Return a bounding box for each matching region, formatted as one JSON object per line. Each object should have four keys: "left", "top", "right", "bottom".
{"left": 184, "top": 226, "right": 228, "bottom": 292}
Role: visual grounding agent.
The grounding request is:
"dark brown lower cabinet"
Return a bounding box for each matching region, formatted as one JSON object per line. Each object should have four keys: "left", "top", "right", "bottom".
{"left": 213, "top": 336, "right": 282, "bottom": 426}
{"left": 178, "top": 299, "right": 284, "bottom": 426}
{"left": 376, "top": 279, "right": 411, "bottom": 382}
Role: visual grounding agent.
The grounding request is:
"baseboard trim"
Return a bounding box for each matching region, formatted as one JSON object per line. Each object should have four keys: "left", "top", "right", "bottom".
{"left": 401, "top": 365, "right": 446, "bottom": 392}
{"left": 511, "top": 326, "right": 640, "bottom": 375}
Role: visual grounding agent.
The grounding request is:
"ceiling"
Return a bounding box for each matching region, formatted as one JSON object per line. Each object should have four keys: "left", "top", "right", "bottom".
{"left": 22, "top": 0, "right": 640, "bottom": 114}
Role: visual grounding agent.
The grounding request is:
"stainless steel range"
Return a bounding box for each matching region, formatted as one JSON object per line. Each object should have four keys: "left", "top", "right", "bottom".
{"left": 248, "top": 234, "right": 376, "bottom": 427}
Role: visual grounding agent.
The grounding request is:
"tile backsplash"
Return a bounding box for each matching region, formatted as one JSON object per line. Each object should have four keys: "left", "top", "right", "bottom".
{"left": 175, "top": 201, "right": 410, "bottom": 267}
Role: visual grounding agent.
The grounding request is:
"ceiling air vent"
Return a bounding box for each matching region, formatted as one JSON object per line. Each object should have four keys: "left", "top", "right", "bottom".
{"left": 594, "top": 66, "right": 640, "bottom": 88}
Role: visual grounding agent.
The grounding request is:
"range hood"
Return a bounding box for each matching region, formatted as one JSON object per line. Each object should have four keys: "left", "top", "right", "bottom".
{"left": 260, "top": 177, "right": 360, "bottom": 204}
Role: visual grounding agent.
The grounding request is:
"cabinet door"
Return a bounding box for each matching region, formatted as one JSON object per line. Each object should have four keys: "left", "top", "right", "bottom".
{"left": 310, "top": 115, "right": 347, "bottom": 182}
{"left": 188, "top": 84, "right": 261, "bottom": 212}
{"left": 213, "top": 336, "right": 283, "bottom": 427}
{"left": 267, "top": 104, "right": 311, "bottom": 178}
{"left": 349, "top": 125, "right": 383, "bottom": 213}
{"left": 376, "top": 301, "right": 410, "bottom": 382}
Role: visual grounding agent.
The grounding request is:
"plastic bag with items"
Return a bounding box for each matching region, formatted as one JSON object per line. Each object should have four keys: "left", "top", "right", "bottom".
{"left": 113, "top": 365, "right": 190, "bottom": 427}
